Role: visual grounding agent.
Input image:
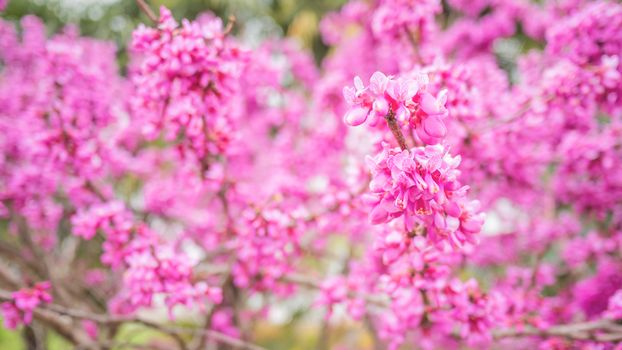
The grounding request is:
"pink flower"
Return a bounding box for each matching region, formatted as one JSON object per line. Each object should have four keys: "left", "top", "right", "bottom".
{"left": 344, "top": 107, "right": 369, "bottom": 126}
{"left": 386, "top": 76, "right": 419, "bottom": 104}
{"left": 81, "top": 320, "right": 99, "bottom": 340}
{"left": 606, "top": 290, "right": 622, "bottom": 320}
{"left": 365, "top": 143, "right": 482, "bottom": 249}
{"left": 343, "top": 70, "right": 449, "bottom": 145}
{"left": 1, "top": 282, "right": 53, "bottom": 329}
{"left": 316, "top": 277, "right": 349, "bottom": 318}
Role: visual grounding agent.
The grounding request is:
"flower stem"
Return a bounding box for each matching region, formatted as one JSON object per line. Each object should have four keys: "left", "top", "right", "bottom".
{"left": 136, "top": 0, "right": 158, "bottom": 23}
{"left": 385, "top": 110, "right": 409, "bottom": 150}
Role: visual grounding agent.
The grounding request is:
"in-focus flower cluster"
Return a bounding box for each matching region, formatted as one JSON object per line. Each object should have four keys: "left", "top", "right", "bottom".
{"left": 343, "top": 71, "right": 449, "bottom": 145}
{"left": 366, "top": 144, "right": 483, "bottom": 249}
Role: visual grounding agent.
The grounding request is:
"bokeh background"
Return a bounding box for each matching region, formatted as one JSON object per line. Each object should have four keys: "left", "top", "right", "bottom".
{"left": 3, "top": 0, "right": 347, "bottom": 67}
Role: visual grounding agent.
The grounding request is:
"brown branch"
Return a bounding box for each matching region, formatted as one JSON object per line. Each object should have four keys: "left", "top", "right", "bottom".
{"left": 0, "top": 288, "right": 95, "bottom": 347}
{"left": 191, "top": 270, "right": 233, "bottom": 350}
{"left": 136, "top": 0, "right": 158, "bottom": 23}
{"left": 0, "top": 289, "right": 265, "bottom": 350}
{"left": 197, "top": 266, "right": 622, "bottom": 344}
{"left": 137, "top": 320, "right": 266, "bottom": 350}
{"left": 31, "top": 308, "right": 95, "bottom": 347}
{"left": 385, "top": 110, "right": 409, "bottom": 150}
{"left": 484, "top": 95, "right": 555, "bottom": 131}
{"left": 0, "top": 242, "right": 45, "bottom": 278}
{"left": 281, "top": 272, "right": 389, "bottom": 308}
{"left": 223, "top": 16, "right": 236, "bottom": 36}
{"left": 15, "top": 216, "right": 51, "bottom": 279}
{"left": 0, "top": 262, "right": 21, "bottom": 289}
{"left": 494, "top": 318, "right": 622, "bottom": 342}
{"left": 85, "top": 180, "right": 107, "bottom": 202}
{"left": 403, "top": 26, "right": 423, "bottom": 63}
{"left": 134, "top": 318, "right": 189, "bottom": 350}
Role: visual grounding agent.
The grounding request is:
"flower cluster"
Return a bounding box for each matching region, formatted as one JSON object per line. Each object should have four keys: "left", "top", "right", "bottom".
{"left": 112, "top": 241, "right": 223, "bottom": 317}
{"left": 365, "top": 144, "right": 483, "bottom": 248}
{"left": 606, "top": 290, "right": 622, "bottom": 320}
{"left": 71, "top": 201, "right": 138, "bottom": 268}
{"left": 344, "top": 71, "right": 449, "bottom": 145}
{"left": 1, "top": 282, "right": 52, "bottom": 329}
{"left": 554, "top": 123, "right": 622, "bottom": 218}
{"left": 232, "top": 206, "right": 306, "bottom": 291}
{"left": 130, "top": 7, "right": 247, "bottom": 162}
{"left": 547, "top": 1, "right": 622, "bottom": 66}
{"left": 371, "top": 0, "right": 440, "bottom": 44}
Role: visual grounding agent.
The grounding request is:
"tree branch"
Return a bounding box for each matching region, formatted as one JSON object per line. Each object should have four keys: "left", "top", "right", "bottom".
{"left": 385, "top": 110, "right": 409, "bottom": 150}
{"left": 494, "top": 318, "right": 622, "bottom": 342}
{"left": 136, "top": 0, "right": 158, "bottom": 23}
{"left": 403, "top": 26, "right": 423, "bottom": 63}
{"left": 0, "top": 289, "right": 266, "bottom": 350}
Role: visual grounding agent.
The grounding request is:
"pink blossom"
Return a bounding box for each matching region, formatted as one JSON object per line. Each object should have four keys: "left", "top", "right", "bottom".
{"left": 343, "top": 71, "right": 450, "bottom": 145}
{"left": 1, "top": 282, "right": 52, "bottom": 329}
{"left": 606, "top": 290, "right": 622, "bottom": 320}
{"left": 365, "top": 143, "right": 483, "bottom": 249}
{"left": 81, "top": 320, "right": 99, "bottom": 340}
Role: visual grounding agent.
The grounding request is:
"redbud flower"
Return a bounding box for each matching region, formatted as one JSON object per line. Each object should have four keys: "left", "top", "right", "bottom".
{"left": 606, "top": 290, "right": 622, "bottom": 320}
{"left": 365, "top": 143, "right": 483, "bottom": 249}
{"left": 1, "top": 282, "right": 52, "bottom": 329}
{"left": 343, "top": 71, "right": 449, "bottom": 145}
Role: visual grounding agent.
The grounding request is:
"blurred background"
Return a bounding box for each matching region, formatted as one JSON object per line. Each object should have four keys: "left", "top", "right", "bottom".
{"left": 2, "top": 0, "right": 347, "bottom": 67}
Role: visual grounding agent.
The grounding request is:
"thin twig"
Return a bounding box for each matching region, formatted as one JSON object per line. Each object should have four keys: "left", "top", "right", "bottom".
{"left": 403, "top": 26, "right": 423, "bottom": 63}
{"left": 281, "top": 272, "right": 389, "bottom": 308}
{"left": 223, "top": 16, "right": 236, "bottom": 36}
{"left": 493, "top": 318, "right": 622, "bottom": 342}
{"left": 385, "top": 110, "right": 409, "bottom": 150}
{"left": 136, "top": 0, "right": 158, "bottom": 23}
{"left": 0, "top": 289, "right": 266, "bottom": 350}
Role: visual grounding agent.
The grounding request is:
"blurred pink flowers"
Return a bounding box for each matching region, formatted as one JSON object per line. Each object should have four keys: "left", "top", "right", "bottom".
{"left": 2, "top": 282, "right": 52, "bottom": 329}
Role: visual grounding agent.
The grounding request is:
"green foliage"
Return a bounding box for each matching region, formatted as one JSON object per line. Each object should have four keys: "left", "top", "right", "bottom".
{"left": 0, "top": 323, "right": 21, "bottom": 349}
{"left": 2, "top": 0, "right": 347, "bottom": 68}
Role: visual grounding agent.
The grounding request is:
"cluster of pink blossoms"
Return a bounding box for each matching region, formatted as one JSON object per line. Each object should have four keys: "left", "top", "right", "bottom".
{"left": 112, "top": 241, "right": 223, "bottom": 317}
{"left": 368, "top": 229, "right": 497, "bottom": 348}
{"left": 344, "top": 71, "right": 449, "bottom": 144}
{"left": 371, "top": 0, "right": 440, "bottom": 42}
{"left": 343, "top": 69, "right": 484, "bottom": 253}
{"left": 365, "top": 144, "right": 483, "bottom": 248}
{"left": 232, "top": 206, "right": 306, "bottom": 291}
{"left": 72, "top": 200, "right": 222, "bottom": 316}
{"left": 1, "top": 282, "right": 52, "bottom": 329}
{"left": 131, "top": 7, "right": 247, "bottom": 161}
{"left": 336, "top": 43, "right": 487, "bottom": 347}
{"left": 606, "top": 290, "right": 622, "bottom": 320}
